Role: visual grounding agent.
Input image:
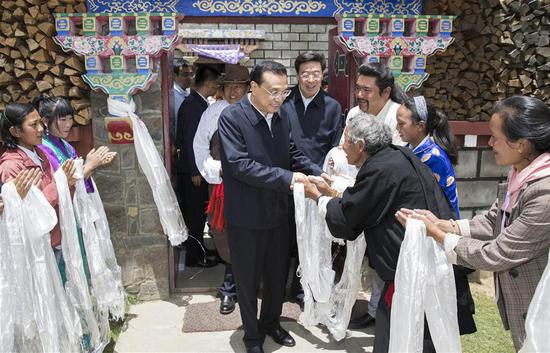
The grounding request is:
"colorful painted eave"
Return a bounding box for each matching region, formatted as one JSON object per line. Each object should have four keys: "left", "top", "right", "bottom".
{"left": 82, "top": 72, "right": 156, "bottom": 96}
{"left": 85, "top": 0, "right": 425, "bottom": 17}
{"left": 54, "top": 35, "right": 179, "bottom": 57}
{"left": 337, "top": 36, "right": 455, "bottom": 57}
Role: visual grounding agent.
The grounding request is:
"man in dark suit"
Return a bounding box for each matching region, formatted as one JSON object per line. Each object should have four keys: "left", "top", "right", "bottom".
{"left": 279, "top": 51, "right": 343, "bottom": 305}
{"left": 175, "top": 65, "right": 220, "bottom": 267}
{"left": 218, "top": 61, "right": 326, "bottom": 353}
{"left": 280, "top": 51, "right": 342, "bottom": 168}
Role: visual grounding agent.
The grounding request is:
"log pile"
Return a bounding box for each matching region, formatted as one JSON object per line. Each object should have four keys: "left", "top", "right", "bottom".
{"left": 0, "top": 0, "right": 91, "bottom": 125}
{"left": 423, "top": 0, "right": 550, "bottom": 121}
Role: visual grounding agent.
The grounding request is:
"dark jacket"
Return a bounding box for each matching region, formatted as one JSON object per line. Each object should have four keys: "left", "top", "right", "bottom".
{"left": 325, "top": 145, "right": 476, "bottom": 334}
{"left": 280, "top": 86, "right": 343, "bottom": 167}
{"left": 218, "top": 94, "right": 322, "bottom": 229}
{"left": 325, "top": 145, "right": 455, "bottom": 281}
{"left": 175, "top": 89, "right": 208, "bottom": 175}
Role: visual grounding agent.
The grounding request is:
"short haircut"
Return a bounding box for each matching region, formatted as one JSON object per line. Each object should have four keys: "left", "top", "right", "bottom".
{"left": 357, "top": 63, "right": 405, "bottom": 103}
{"left": 194, "top": 65, "right": 220, "bottom": 87}
{"left": 250, "top": 61, "right": 287, "bottom": 86}
{"left": 174, "top": 58, "right": 191, "bottom": 75}
{"left": 294, "top": 51, "right": 326, "bottom": 73}
{"left": 346, "top": 113, "right": 391, "bottom": 156}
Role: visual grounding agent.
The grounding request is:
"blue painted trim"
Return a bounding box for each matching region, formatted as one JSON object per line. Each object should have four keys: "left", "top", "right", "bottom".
{"left": 86, "top": 0, "right": 425, "bottom": 16}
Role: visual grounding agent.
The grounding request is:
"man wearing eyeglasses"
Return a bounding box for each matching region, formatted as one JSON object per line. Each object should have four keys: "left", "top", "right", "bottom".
{"left": 218, "top": 61, "right": 326, "bottom": 353}
{"left": 279, "top": 51, "right": 343, "bottom": 306}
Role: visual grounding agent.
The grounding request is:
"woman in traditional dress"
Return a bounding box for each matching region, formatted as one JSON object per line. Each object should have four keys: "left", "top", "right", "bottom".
{"left": 396, "top": 95, "right": 459, "bottom": 216}
{"left": 35, "top": 95, "right": 124, "bottom": 352}
{"left": 0, "top": 102, "right": 74, "bottom": 255}
{"left": 0, "top": 102, "right": 83, "bottom": 353}
{"left": 35, "top": 95, "right": 115, "bottom": 190}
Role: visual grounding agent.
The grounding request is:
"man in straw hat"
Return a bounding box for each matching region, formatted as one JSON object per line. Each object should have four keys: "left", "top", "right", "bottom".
{"left": 193, "top": 64, "right": 250, "bottom": 315}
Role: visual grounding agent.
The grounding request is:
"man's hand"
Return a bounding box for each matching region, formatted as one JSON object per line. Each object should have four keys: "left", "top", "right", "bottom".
{"left": 320, "top": 172, "right": 333, "bottom": 185}
{"left": 191, "top": 175, "right": 202, "bottom": 187}
{"left": 13, "top": 168, "right": 42, "bottom": 199}
{"left": 308, "top": 175, "right": 333, "bottom": 196}
{"left": 290, "top": 172, "right": 307, "bottom": 190}
{"left": 303, "top": 180, "right": 322, "bottom": 200}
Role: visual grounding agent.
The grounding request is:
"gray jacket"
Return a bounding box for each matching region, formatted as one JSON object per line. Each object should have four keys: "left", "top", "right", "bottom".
{"left": 456, "top": 176, "right": 550, "bottom": 351}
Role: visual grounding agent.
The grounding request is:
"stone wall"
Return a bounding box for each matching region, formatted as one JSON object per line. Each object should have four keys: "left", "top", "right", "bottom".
{"left": 178, "top": 22, "right": 333, "bottom": 86}
{"left": 454, "top": 148, "right": 508, "bottom": 218}
{"left": 91, "top": 79, "right": 169, "bottom": 300}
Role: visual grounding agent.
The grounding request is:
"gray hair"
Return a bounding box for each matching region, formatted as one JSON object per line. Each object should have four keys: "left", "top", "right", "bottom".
{"left": 346, "top": 114, "right": 392, "bottom": 156}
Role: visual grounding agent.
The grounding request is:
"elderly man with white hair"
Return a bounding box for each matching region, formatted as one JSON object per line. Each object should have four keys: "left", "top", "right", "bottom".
{"left": 302, "top": 114, "right": 475, "bottom": 353}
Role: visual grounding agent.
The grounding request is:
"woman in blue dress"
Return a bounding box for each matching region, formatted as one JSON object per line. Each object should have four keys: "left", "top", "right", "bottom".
{"left": 396, "top": 96, "right": 477, "bottom": 341}
{"left": 396, "top": 95, "right": 460, "bottom": 217}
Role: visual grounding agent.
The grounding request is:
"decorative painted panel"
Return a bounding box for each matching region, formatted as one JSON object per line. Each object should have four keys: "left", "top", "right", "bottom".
{"left": 54, "top": 12, "right": 179, "bottom": 102}
{"left": 86, "top": 0, "right": 425, "bottom": 16}
{"left": 104, "top": 116, "right": 134, "bottom": 144}
{"left": 82, "top": 73, "right": 156, "bottom": 96}
{"left": 335, "top": 14, "right": 454, "bottom": 92}
{"left": 338, "top": 36, "right": 453, "bottom": 57}
{"left": 55, "top": 35, "right": 179, "bottom": 57}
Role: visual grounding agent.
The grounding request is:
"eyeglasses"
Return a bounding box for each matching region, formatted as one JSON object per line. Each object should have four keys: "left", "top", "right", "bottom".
{"left": 299, "top": 71, "right": 323, "bottom": 80}
{"left": 260, "top": 86, "right": 291, "bottom": 100}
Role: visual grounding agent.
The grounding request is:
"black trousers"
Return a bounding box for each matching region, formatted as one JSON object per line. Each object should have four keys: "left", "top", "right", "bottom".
{"left": 176, "top": 173, "right": 209, "bottom": 264}
{"left": 227, "top": 223, "right": 290, "bottom": 348}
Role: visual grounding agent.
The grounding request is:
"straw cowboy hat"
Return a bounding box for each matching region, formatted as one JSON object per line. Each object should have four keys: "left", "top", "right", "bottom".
{"left": 221, "top": 64, "right": 250, "bottom": 84}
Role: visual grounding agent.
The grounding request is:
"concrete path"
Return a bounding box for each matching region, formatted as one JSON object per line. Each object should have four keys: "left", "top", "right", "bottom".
{"left": 115, "top": 293, "right": 374, "bottom": 353}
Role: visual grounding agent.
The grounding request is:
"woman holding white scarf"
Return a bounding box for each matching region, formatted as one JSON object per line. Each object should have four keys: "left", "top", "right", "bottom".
{"left": 397, "top": 95, "right": 550, "bottom": 352}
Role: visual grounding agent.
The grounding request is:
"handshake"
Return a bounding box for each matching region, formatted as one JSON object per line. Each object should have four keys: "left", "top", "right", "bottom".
{"left": 291, "top": 172, "right": 340, "bottom": 201}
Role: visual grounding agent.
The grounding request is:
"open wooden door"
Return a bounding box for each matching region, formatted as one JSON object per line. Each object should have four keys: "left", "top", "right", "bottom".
{"left": 327, "top": 27, "right": 354, "bottom": 115}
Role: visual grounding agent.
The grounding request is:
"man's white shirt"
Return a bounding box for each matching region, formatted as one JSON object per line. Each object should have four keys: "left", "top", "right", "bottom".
{"left": 193, "top": 100, "right": 230, "bottom": 184}
{"left": 344, "top": 99, "right": 404, "bottom": 146}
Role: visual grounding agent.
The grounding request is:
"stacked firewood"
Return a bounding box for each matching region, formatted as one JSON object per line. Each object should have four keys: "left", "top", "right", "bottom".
{"left": 423, "top": 0, "right": 550, "bottom": 120}
{"left": 0, "top": 0, "right": 91, "bottom": 125}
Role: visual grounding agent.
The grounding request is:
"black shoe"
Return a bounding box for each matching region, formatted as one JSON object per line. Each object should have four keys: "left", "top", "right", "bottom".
{"left": 348, "top": 313, "right": 376, "bottom": 329}
{"left": 186, "top": 258, "right": 218, "bottom": 268}
{"left": 265, "top": 327, "right": 296, "bottom": 347}
{"left": 220, "top": 295, "right": 236, "bottom": 315}
{"left": 246, "top": 345, "right": 264, "bottom": 353}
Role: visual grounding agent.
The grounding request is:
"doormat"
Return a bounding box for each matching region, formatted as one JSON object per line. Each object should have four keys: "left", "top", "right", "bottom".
{"left": 182, "top": 297, "right": 370, "bottom": 333}
{"left": 182, "top": 299, "right": 301, "bottom": 333}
